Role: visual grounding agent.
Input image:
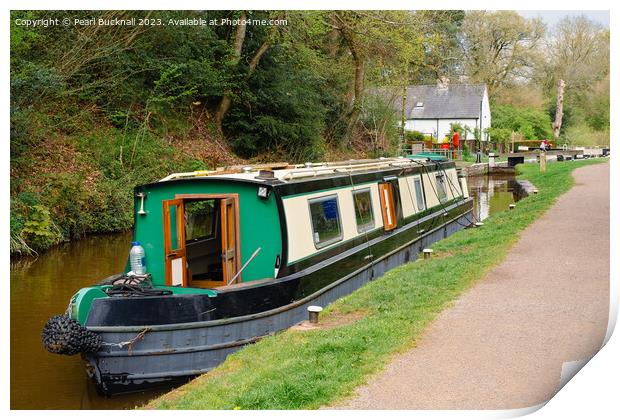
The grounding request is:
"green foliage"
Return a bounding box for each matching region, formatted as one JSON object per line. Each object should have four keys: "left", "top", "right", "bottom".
{"left": 405, "top": 130, "right": 425, "bottom": 142}
{"left": 489, "top": 104, "right": 552, "bottom": 144}
{"left": 147, "top": 160, "right": 605, "bottom": 410}
{"left": 20, "top": 205, "right": 63, "bottom": 251}
{"left": 449, "top": 122, "right": 468, "bottom": 138}
{"left": 224, "top": 46, "right": 328, "bottom": 161}
{"left": 10, "top": 127, "right": 204, "bottom": 255}
{"left": 584, "top": 90, "right": 610, "bottom": 131}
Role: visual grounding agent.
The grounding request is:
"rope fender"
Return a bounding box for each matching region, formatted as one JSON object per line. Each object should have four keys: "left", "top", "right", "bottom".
{"left": 41, "top": 315, "right": 102, "bottom": 356}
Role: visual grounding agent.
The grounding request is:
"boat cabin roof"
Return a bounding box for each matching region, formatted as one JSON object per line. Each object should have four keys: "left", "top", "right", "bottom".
{"left": 140, "top": 157, "right": 454, "bottom": 192}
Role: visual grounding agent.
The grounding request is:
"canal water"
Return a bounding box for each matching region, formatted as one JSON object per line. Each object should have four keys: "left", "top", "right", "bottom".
{"left": 467, "top": 174, "right": 524, "bottom": 221}
{"left": 10, "top": 174, "right": 523, "bottom": 410}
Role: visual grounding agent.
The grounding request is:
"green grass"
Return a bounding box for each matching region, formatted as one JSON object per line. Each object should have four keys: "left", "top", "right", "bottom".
{"left": 146, "top": 159, "right": 606, "bottom": 410}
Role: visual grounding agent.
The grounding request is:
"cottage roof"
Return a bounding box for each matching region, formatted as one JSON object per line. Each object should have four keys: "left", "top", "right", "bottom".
{"left": 375, "top": 84, "right": 487, "bottom": 120}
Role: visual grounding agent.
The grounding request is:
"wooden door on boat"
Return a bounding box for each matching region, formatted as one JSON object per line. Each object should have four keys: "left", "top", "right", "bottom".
{"left": 378, "top": 183, "right": 397, "bottom": 231}
{"left": 220, "top": 197, "right": 241, "bottom": 284}
{"left": 163, "top": 199, "right": 187, "bottom": 286}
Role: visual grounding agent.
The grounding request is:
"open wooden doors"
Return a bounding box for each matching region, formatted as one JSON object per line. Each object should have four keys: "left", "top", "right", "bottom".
{"left": 163, "top": 195, "right": 241, "bottom": 288}
{"left": 163, "top": 199, "right": 187, "bottom": 286}
{"left": 378, "top": 183, "right": 397, "bottom": 231}
{"left": 220, "top": 197, "right": 240, "bottom": 285}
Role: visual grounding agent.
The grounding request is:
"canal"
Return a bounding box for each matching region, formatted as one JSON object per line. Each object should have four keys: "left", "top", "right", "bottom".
{"left": 467, "top": 174, "right": 524, "bottom": 221}
{"left": 10, "top": 174, "right": 523, "bottom": 409}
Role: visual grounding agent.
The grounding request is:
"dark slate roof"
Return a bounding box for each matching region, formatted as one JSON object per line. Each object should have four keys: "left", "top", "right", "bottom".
{"left": 372, "top": 84, "right": 487, "bottom": 119}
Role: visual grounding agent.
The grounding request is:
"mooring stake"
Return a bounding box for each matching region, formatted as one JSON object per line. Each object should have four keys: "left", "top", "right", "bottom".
{"left": 423, "top": 248, "right": 433, "bottom": 260}
{"left": 307, "top": 306, "right": 323, "bottom": 324}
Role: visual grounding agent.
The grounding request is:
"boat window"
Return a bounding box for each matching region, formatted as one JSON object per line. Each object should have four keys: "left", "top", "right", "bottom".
{"left": 413, "top": 177, "right": 426, "bottom": 211}
{"left": 309, "top": 195, "right": 343, "bottom": 248}
{"left": 352, "top": 188, "right": 374, "bottom": 233}
{"left": 435, "top": 173, "right": 448, "bottom": 203}
{"left": 184, "top": 199, "right": 217, "bottom": 243}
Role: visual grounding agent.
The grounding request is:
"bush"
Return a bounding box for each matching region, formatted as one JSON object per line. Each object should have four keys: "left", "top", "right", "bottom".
{"left": 404, "top": 130, "right": 425, "bottom": 142}
{"left": 490, "top": 104, "right": 552, "bottom": 147}
{"left": 21, "top": 205, "right": 63, "bottom": 250}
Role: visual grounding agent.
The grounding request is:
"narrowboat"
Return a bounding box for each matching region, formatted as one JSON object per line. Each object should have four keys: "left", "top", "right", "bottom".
{"left": 42, "top": 157, "right": 474, "bottom": 395}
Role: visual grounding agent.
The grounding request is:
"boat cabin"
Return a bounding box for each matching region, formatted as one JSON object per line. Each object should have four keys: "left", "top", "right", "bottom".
{"left": 131, "top": 158, "right": 468, "bottom": 290}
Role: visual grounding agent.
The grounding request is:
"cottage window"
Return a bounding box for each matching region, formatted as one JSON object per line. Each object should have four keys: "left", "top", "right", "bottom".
{"left": 435, "top": 174, "right": 448, "bottom": 203}
{"left": 309, "top": 195, "right": 343, "bottom": 248}
{"left": 413, "top": 177, "right": 426, "bottom": 211}
{"left": 352, "top": 188, "right": 375, "bottom": 233}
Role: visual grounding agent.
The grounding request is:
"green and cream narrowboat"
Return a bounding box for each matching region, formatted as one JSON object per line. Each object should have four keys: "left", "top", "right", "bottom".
{"left": 42, "top": 157, "right": 473, "bottom": 394}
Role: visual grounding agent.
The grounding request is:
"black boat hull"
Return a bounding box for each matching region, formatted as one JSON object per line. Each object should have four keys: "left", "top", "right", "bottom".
{"left": 84, "top": 200, "right": 473, "bottom": 395}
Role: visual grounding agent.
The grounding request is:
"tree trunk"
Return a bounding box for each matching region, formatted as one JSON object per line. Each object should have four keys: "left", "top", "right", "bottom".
{"left": 214, "top": 12, "right": 247, "bottom": 131}
{"left": 347, "top": 52, "right": 365, "bottom": 133}
{"left": 248, "top": 40, "right": 270, "bottom": 73}
{"left": 340, "top": 25, "right": 365, "bottom": 140}
{"left": 552, "top": 79, "right": 565, "bottom": 139}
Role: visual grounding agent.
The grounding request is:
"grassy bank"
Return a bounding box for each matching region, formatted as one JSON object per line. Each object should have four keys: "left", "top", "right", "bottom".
{"left": 146, "top": 159, "right": 605, "bottom": 410}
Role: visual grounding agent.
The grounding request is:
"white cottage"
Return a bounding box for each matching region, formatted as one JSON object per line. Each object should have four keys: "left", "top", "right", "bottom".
{"left": 382, "top": 80, "right": 491, "bottom": 142}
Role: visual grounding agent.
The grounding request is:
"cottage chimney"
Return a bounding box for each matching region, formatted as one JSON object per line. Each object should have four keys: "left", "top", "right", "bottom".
{"left": 437, "top": 76, "right": 449, "bottom": 90}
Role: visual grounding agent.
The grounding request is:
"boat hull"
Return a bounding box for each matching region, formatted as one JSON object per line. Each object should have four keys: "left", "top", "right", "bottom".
{"left": 85, "top": 200, "right": 474, "bottom": 395}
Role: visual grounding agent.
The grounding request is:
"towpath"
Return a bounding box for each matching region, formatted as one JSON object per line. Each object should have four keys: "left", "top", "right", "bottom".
{"left": 331, "top": 161, "right": 610, "bottom": 409}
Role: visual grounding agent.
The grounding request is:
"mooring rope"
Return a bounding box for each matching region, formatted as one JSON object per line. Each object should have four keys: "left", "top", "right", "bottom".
{"left": 101, "top": 327, "right": 151, "bottom": 356}
{"left": 412, "top": 160, "right": 474, "bottom": 229}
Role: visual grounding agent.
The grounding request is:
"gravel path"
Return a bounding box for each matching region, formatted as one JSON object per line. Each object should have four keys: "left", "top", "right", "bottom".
{"left": 332, "top": 162, "right": 610, "bottom": 409}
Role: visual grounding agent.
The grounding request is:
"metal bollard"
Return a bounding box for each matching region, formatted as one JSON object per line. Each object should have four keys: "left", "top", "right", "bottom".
{"left": 423, "top": 248, "right": 433, "bottom": 260}
{"left": 307, "top": 306, "right": 323, "bottom": 324}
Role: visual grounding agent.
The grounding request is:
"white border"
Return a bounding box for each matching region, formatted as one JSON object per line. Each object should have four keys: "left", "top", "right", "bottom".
{"left": 4, "top": 2, "right": 616, "bottom": 418}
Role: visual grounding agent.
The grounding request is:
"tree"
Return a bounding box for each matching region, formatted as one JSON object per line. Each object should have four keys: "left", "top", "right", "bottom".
{"left": 213, "top": 11, "right": 283, "bottom": 132}
{"left": 543, "top": 16, "right": 609, "bottom": 94}
{"left": 460, "top": 11, "right": 545, "bottom": 98}
{"left": 410, "top": 10, "right": 465, "bottom": 83}
{"left": 540, "top": 16, "right": 609, "bottom": 131}
{"left": 324, "top": 11, "right": 426, "bottom": 143}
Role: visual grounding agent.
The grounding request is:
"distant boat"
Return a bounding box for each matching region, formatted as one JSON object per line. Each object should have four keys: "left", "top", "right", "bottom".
{"left": 43, "top": 157, "right": 473, "bottom": 395}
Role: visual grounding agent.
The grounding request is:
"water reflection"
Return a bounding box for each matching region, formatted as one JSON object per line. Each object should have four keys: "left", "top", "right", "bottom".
{"left": 468, "top": 175, "right": 523, "bottom": 221}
